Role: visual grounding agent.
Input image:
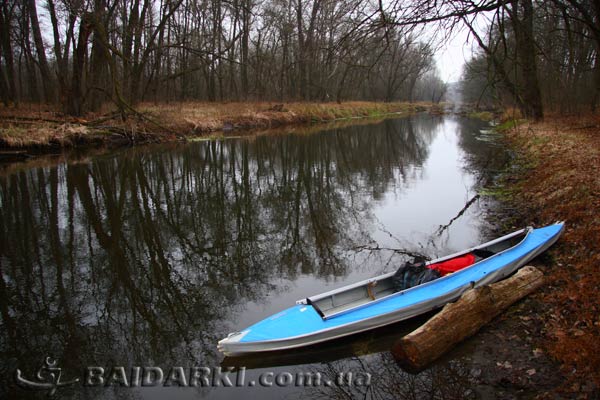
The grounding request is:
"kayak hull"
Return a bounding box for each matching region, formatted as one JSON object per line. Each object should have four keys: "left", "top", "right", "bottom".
{"left": 218, "top": 222, "right": 564, "bottom": 355}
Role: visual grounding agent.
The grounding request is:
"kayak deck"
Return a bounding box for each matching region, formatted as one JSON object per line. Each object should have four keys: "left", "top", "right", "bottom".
{"left": 218, "top": 222, "right": 564, "bottom": 354}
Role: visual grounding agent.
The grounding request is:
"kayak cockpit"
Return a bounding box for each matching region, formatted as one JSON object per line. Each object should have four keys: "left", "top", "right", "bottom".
{"left": 307, "top": 277, "right": 397, "bottom": 318}
{"left": 303, "top": 228, "right": 529, "bottom": 320}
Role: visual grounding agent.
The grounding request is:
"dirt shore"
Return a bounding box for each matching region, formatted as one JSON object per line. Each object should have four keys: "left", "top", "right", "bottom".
{"left": 0, "top": 101, "right": 437, "bottom": 152}
{"left": 463, "top": 114, "right": 600, "bottom": 399}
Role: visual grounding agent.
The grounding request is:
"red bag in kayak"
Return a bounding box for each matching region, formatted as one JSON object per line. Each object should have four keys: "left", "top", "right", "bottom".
{"left": 427, "top": 253, "right": 476, "bottom": 276}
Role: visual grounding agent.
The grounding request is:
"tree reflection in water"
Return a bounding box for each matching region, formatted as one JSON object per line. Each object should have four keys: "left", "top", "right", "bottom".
{"left": 307, "top": 354, "right": 478, "bottom": 400}
{"left": 0, "top": 116, "right": 501, "bottom": 399}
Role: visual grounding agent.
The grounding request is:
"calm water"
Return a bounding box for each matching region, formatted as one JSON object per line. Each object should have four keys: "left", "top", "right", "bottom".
{"left": 0, "top": 115, "right": 507, "bottom": 399}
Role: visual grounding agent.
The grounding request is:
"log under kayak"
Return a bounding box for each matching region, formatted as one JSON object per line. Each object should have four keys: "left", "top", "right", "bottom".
{"left": 218, "top": 222, "right": 564, "bottom": 355}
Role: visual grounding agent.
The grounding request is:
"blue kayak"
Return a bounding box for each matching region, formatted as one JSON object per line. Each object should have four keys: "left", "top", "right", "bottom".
{"left": 218, "top": 222, "right": 564, "bottom": 355}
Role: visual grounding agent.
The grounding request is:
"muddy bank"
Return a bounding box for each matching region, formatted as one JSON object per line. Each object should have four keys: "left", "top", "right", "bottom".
{"left": 458, "top": 115, "right": 600, "bottom": 399}
{"left": 0, "top": 101, "right": 439, "bottom": 153}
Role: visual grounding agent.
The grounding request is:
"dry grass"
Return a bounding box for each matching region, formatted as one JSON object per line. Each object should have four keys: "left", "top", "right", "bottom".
{"left": 139, "top": 101, "right": 421, "bottom": 133}
{"left": 498, "top": 107, "right": 523, "bottom": 122}
{"left": 0, "top": 123, "right": 92, "bottom": 147}
{"left": 503, "top": 114, "right": 600, "bottom": 390}
{"left": 1, "top": 101, "right": 427, "bottom": 150}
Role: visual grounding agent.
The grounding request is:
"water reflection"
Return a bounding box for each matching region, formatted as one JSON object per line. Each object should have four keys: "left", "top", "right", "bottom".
{"left": 0, "top": 116, "right": 501, "bottom": 399}
{"left": 307, "top": 354, "right": 477, "bottom": 400}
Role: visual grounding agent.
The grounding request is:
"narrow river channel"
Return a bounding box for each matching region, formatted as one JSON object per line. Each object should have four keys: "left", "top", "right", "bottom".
{"left": 0, "top": 115, "right": 508, "bottom": 399}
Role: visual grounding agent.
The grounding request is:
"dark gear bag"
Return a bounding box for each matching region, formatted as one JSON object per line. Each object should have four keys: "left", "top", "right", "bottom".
{"left": 392, "top": 258, "right": 440, "bottom": 292}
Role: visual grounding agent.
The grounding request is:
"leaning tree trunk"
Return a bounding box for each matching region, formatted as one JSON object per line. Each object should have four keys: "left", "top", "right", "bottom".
{"left": 67, "top": 14, "right": 93, "bottom": 116}
{"left": 28, "top": 0, "right": 55, "bottom": 103}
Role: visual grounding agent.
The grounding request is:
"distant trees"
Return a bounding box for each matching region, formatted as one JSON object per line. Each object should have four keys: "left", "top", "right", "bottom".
{"left": 0, "top": 0, "right": 443, "bottom": 116}
{"left": 3, "top": 0, "right": 594, "bottom": 117}
{"left": 413, "top": 71, "right": 447, "bottom": 103}
{"left": 359, "top": 0, "right": 599, "bottom": 117}
{"left": 459, "top": 0, "right": 599, "bottom": 116}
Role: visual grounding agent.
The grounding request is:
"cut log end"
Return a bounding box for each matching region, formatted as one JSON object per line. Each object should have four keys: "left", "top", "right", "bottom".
{"left": 391, "top": 266, "right": 544, "bottom": 372}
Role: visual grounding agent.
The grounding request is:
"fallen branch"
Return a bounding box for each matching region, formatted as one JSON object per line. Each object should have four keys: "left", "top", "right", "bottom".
{"left": 84, "top": 111, "right": 123, "bottom": 126}
{"left": 351, "top": 244, "right": 430, "bottom": 261}
{"left": 435, "top": 194, "right": 480, "bottom": 236}
{"left": 0, "top": 115, "right": 65, "bottom": 124}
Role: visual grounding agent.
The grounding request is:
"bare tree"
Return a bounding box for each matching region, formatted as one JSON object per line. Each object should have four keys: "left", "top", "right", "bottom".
{"left": 27, "top": 0, "right": 55, "bottom": 102}
{"left": 0, "top": 0, "right": 468, "bottom": 115}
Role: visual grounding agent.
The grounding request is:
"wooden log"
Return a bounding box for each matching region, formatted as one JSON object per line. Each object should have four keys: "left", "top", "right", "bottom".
{"left": 391, "top": 265, "right": 544, "bottom": 372}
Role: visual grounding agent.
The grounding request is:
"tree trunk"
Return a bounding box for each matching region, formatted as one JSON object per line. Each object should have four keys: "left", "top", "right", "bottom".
{"left": 28, "top": 0, "right": 55, "bottom": 102}
{"left": 22, "top": 20, "right": 40, "bottom": 102}
{"left": 241, "top": 0, "right": 250, "bottom": 98}
{"left": 88, "top": 0, "right": 110, "bottom": 112}
{"left": 296, "top": 0, "right": 307, "bottom": 99}
{"left": 122, "top": 0, "right": 140, "bottom": 103}
{"left": 0, "top": 3, "right": 18, "bottom": 105}
{"left": 592, "top": 54, "right": 600, "bottom": 112}
{"left": 511, "top": 0, "right": 544, "bottom": 120}
{"left": 392, "top": 266, "right": 544, "bottom": 372}
{"left": 304, "top": 0, "right": 321, "bottom": 100}
{"left": 590, "top": 0, "right": 600, "bottom": 111}
{"left": 130, "top": 0, "right": 150, "bottom": 104}
{"left": 46, "top": 0, "right": 68, "bottom": 104}
{"left": 0, "top": 68, "right": 9, "bottom": 106}
{"left": 67, "top": 14, "right": 93, "bottom": 116}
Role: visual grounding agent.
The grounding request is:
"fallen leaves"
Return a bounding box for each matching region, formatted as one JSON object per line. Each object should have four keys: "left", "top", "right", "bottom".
{"left": 504, "top": 114, "right": 600, "bottom": 388}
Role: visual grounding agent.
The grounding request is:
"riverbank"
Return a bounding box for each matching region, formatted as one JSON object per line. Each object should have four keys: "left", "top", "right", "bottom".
{"left": 0, "top": 101, "right": 436, "bottom": 152}
{"left": 475, "top": 114, "right": 600, "bottom": 397}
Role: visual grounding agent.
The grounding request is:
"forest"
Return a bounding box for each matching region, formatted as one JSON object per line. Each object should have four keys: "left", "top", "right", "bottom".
{"left": 0, "top": 0, "right": 446, "bottom": 116}
{"left": 1, "top": 0, "right": 600, "bottom": 396}
{"left": 1, "top": 0, "right": 597, "bottom": 119}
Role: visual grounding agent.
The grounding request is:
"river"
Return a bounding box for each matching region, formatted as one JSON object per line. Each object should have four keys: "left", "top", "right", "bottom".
{"left": 0, "top": 115, "right": 508, "bottom": 399}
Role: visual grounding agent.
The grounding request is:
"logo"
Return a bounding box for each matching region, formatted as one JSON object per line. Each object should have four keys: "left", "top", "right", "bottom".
{"left": 15, "top": 356, "right": 79, "bottom": 397}
{"left": 14, "top": 357, "right": 370, "bottom": 395}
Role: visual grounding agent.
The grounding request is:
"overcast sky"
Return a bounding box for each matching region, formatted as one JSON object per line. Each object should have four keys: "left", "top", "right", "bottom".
{"left": 434, "top": 26, "right": 475, "bottom": 83}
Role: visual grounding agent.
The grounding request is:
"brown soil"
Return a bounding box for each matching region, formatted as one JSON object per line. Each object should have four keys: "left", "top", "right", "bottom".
{"left": 456, "top": 114, "right": 600, "bottom": 399}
